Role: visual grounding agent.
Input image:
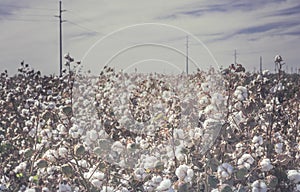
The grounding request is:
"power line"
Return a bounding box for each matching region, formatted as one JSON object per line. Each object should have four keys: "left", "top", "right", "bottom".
{"left": 66, "top": 20, "right": 101, "bottom": 34}
{"left": 0, "top": 4, "right": 56, "bottom": 11}
{"left": 0, "top": 18, "right": 56, "bottom": 22}
{"left": 14, "top": 14, "right": 54, "bottom": 17}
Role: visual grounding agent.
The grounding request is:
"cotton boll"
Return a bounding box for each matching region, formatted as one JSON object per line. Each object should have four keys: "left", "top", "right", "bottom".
{"left": 199, "top": 96, "right": 209, "bottom": 105}
{"left": 13, "top": 161, "right": 27, "bottom": 173}
{"left": 238, "top": 154, "right": 254, "bottom": 169}
{"left": 91, "top": 179, "right": 102, "bottom": 188}
{"left": 58, "top": 147, "right": 68, "bottom": 158}
{"left": 260, "top": 158, "right": 273, "bottom": 172}
{"left": 42, "top": 187, "right": 49, "bottom": 192}
{"left": 251, "top": 180, "right": 267, "bottom": 192}
{"left": 287, "top": 170, "right": 300, "bottom": 183}
{"left": 234, "top": 86, "right": 248, "bottom": 101}
{"left": 203, "top": 104, "right": 217, "bottom": 115}
{"left": 93, "top": 171, "right": 105, "bottom": 180}
{"left": 101, "top": 186, "right": 114, "bottom": 192}
{"left": 211, "top": 93, "right": 225, "bottom": 106}
{"left": 174, "top": 129, "right": 185, "bottom": 140}
{"left": 134, "top": 168, "right": 147, "bottom": 181}
{"left": 175, "top": 164, "right": 194, "bottom": 182}
{"left": 235, "top": 143, "right": 244, "bottom": 153}
{"left": 78, "top": 160, "right": 88, "bottom": 168}
{"left": 175, "top": 147, "right": 185, "bottom": 162}
{"left": 217, "top": 163, "right": 233, "bottom": 179}
{"left": 252, "top": 135, "right": 263, "bottom": 146}
{"left": 237, "top": 94, "right": 244, "bottom": 101}
{"left": 24, "top": 189, "right": 36, "bottom": 192}
{"left": 143, "top": 156, "right": 158, "bottom": 169}
{"left": 275, "top": 143, "right": 283, "bottom": 154}
{"left": 156, "top": 179, "right": 172, "bottom": 191}
{"left": 58, "top": 183, "right": 72, "bottom": 192}
{"left": 87, "top": 130, "right": 98, "bottom": 141}
{"left": 201, "top": 82, "right": 210, "bottom": 92}
{"left": 111, "top": 141, "right": 124, "bottom": 153}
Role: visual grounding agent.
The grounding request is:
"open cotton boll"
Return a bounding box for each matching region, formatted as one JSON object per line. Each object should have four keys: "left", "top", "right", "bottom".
{"left": 251, "top": 180, "right": 267, "bottom": 192}
{"left": 275, "top": 143, "right": 283, "bottom": 154}
{"left": 238, "top": 154, "right": 254, "bottom": 169}
{"left": 58, "top": 183, "right": 72, "bottom": 192}
{"left": 25, "top": 189, "right": 36, "bottom": 192}
{"left": 287, "top": 170, "right": 300, "bottom": 183}
{"left": 217, "top": 163, "right": 233, "bottom": 179}
{"left": 143, "top": 156, "right": 158, "bottom": 169}
{"left": 111, "top": 141, "right": 124, "bottom": 153}
{"left": 234, "top": 86, "right": 248, "bottom": 101}
{"left": 58, "top": 147, "right": 68, "bottom": 158}
{"left": 175, "top": 164, "right": 194, "bottom": 182}
{"left": 101, "top": 186, "right": 114, "bottom": 192}
{"left": 87, "top": 130, "right": 98, "bottom": 141}
{"left": 91, "top": 179, "right": 103, "bottom": 189}
{"left": 175, "top": 147, "right": 185, "bottom": 162}
{"left": 252, "top": 135, "right": 263, "bottom": 146}
{"left": 199, "top": 95, "right": 209, "bottom": 105}
{"left": 156, "top": 179, "right": 172, "bottom": 191}
{"left": 260, "top": 158, "right": 273, "bottom": 172}
{"left": 134, "top": 168, "right": 147, "bottom": 181}
{"left": 174, "top": 129, "right": 185, "bottom": 140}
{"left": 201, "top": 82, "right": 210, "bottom": 92}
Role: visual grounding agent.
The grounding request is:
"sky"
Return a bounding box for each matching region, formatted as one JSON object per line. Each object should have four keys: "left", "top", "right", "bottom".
{"left": 0, "top": 0, "right": 300, "bottom": 75}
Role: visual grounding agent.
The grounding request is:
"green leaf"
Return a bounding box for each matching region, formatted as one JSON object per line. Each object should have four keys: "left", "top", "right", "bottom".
{"left": 62, "top": 106, "right": 72, "bottom": 116}
{"left": 207, "top": 175, "right": 219, "bottom": 188}
{"left": 33, "top": 175, "right": 39, "bottom": 182}
{"left": 178, "top": 183, "right": 189, "bottom": 192}
{"left": 220, "top": 184, "right": 233, "bottom": 192}
{"left": 74, "top": 144, "right": 85, "bottom": 156}
{"left": 24, "top": 148, "right": 34, "bottom": 158}
{"left": 36, "top": 159, "right": 48, "bottom": 168}
{"left": 154, "top": 161, "right": 164, "bottom": 170}
{"left": 266, "top": 175, "right": 278, "bottom": 188}
{"left": 236, "top": 167, "right": 248, "bottom": 180}
{"left": 61, "top": 164, "right": 74, "bottom": 176}
{"left": 42, "top": 111, "right": 52, "bottom": 121}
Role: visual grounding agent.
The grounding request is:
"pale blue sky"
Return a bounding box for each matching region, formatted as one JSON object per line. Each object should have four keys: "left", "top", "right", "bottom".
{"left": 0, "top": 0, "right": 300, "bottom": 75}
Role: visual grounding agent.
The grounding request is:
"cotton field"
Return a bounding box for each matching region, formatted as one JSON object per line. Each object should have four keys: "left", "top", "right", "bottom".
{"left": 0, "top": 56, "right": 299, "bottom": 191}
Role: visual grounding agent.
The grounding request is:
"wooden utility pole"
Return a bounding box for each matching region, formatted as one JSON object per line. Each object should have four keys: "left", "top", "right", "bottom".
{"left": 260, "top": 56, "right": 262, "bottom": 74}
{"left": 56, "top": 1, "right": 65, "bottom": 76}
{"left": 186, "top": 36, "right": 189, "bottom": 75}
{"left": 234, "top": 49, "right": 237, "bottom": 65}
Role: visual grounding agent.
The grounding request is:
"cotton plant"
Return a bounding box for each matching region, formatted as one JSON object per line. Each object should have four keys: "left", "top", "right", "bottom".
{"left": 2, "top": 58, "right": 300, "bottom": 191}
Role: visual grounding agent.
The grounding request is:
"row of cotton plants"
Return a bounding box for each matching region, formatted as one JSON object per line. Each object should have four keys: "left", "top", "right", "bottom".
{"left": 0, "top": 55, "right": 299, "bottom": 191}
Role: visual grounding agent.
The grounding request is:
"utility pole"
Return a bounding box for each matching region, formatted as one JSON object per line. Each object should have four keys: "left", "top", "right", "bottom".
{"left": 260, "top": 56, "right": 262, "bottom": 74}
{"left": 186, "top": 36, "right": 189, "bottom": 75}
{"left": 56, "top": 1, "right": 65, "bottom": 76}
{"left": 234, "top": 49, "right": 237, "bottom": 65}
